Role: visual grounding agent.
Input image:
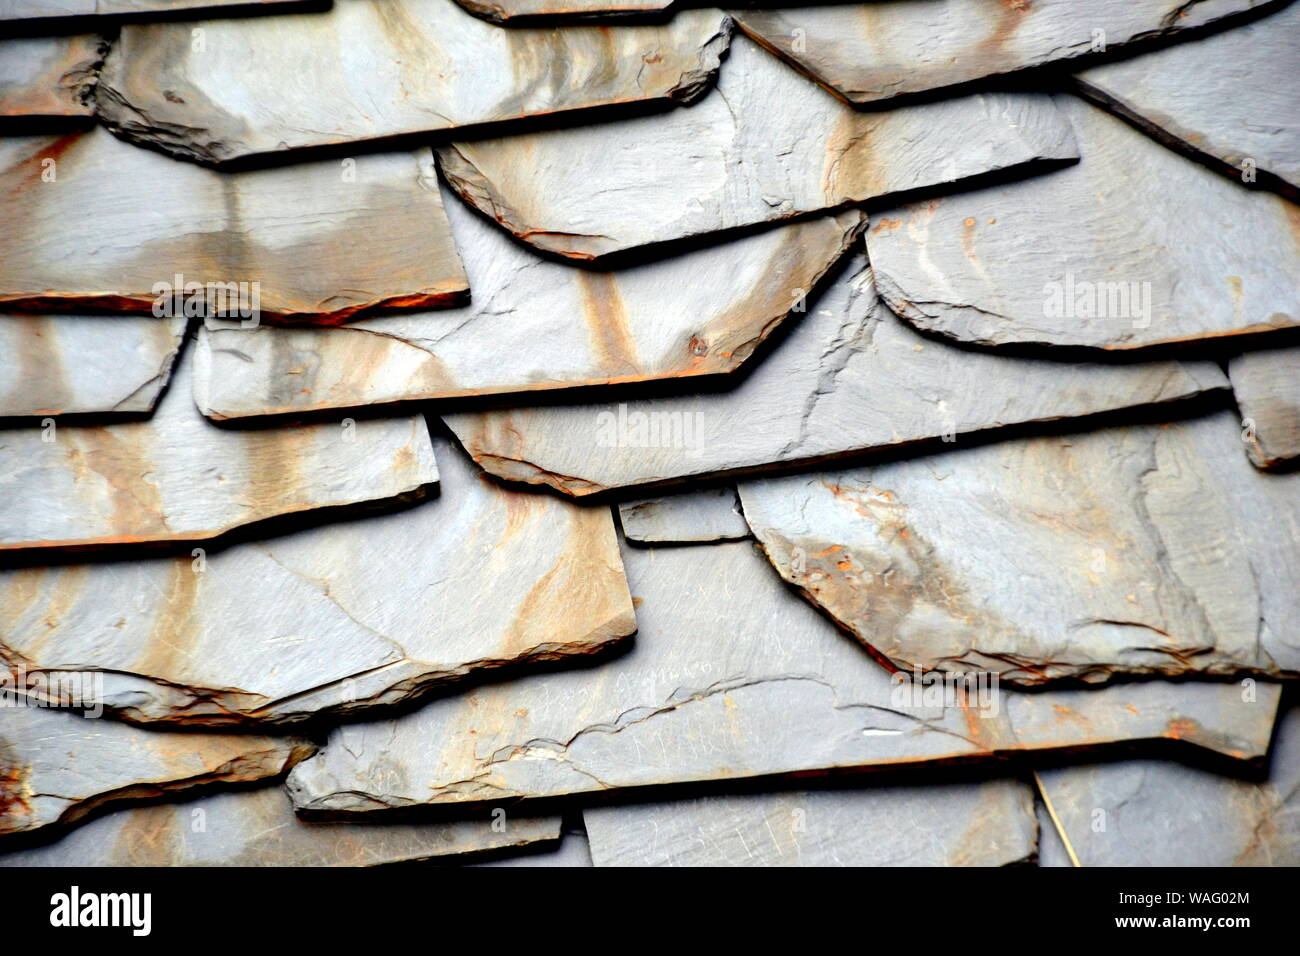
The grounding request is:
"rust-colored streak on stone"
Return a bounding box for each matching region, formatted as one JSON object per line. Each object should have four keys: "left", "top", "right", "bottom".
{"left": 576, "top": 272, "right": 641, "bottom": 376}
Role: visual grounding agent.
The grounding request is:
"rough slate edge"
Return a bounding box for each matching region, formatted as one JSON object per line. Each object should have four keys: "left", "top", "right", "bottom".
{"left": 438, "top": 377, "right": 1235, "bottom": 506}
{"left": 616, "top": 485, "right": 751, "bottom": 544}
{"left": 0, "top": 34, "right": 108, "bottom": 126}
{"left": 93, "top": 7, "right": 736, "bottom": 172}
{"left": 0, "top": 0, "right": 328, "bottom": 31}
{"left": 464, "top": 817, "right": 592, "bottom": 866}
{"left": 1228, "top": 344, "right": 1300, "bottom": 472}
{"left": 730, "top": 0, "right": 1299, "bottom": 113}
{"left": 452, "top": 0, "right": 677, "bottom": 26}
{"left": 0, "top": 314, "right": 187, "bottom": 422}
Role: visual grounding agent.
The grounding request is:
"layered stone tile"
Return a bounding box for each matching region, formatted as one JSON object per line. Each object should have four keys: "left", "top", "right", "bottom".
{"left": 95, "top": 0, "right": 733, "bottom": 165}
{"left": 453, "top": 0, "right": 673, "bottom": 24}
{"left": 1075, "top": 0, "right": 1300, "bottom": 199}
{"left": 443, "top": 259, "right": 1230, "bottom": 497}
{"left": 738, "top": 410, "right": 1300, "bottom": 685}
{"left": 731, "top": 0, "right": 1286, "bottom": 107}
{"left": 0, "top": 703, "right": 311, "bottom": 840}
{"left": 436, "top": 35, "right": 1078, "bottom": 263}
{"left": 867, "top": 95, "right": 1300, "bottom": 350}
{"left": 0, "top": 315, "right": 185, "bottom": 418}
{"left": 1037, "top": 704, "right": 1300, "bottom": 866}
{"left": 0, "top": 35, "right": 105, "bottom": 121}
{"left": 0, "top": 348, "right": 437, "bottom": 554}
{"left": 0, "top": 435, "right": 634, "bottom": 725}
{"left": 0, "top": 784, "right": 561, "bottom": 865}
{"left": 285, "top": 539, "right": 1281, "bottom": 816}
{"left": 618, "top": 487, "right": 749, "bottom": 543}
{"left": 191, "top": 196, "right": 863, "bottom": 419}
{"left": 584, "top": 778, "right": 1038, "bottom": 866}
{"left": 0, "top": 0, "right": 309, "bottom": 21}
{"left": 1230, "top": 346, "right": 1300, "bottom": 471}
{"left": 470, "top": 821, "right": 592, "bottom": 867}
{"left": 0, "top": 131, "right": 468, "bottom": 324}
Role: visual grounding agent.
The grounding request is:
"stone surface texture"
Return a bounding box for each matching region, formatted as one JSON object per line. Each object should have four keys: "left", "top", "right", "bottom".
{"left": 1229, "top": 345, "right": 1300, "bottom": 470}
{"left": 0, "top": 35, "right": 106, "bottom": 119}
{"left": 618, "top": 487, "right": 750, "bottom": 543}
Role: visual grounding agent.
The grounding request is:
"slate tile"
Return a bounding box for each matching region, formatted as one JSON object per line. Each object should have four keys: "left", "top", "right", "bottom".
{"left": 0, "top": 34, "right": 105, "bottom": 120}
{"left": 0, "top": 435, "right": 634, "bottom": 725}
{"left": 453, "top": 0, "right": 672, "bottom": 24}
{"left": 0, "top": 0, "right": 308, "bottom": 21}
{"left": 867, "top": 95, "right": 1300, "bottom": 350}
{"left": 1229, "top": 346, "right": 1300, "bottom": 471}
{"left": 618, "top": 487, "right": 750, "bottom": 543}
{"left": 442, "top": 257, "right": 1230, "bottom": 497}
{"left": 0, "top": 131, "right": 468, "bottom": 324}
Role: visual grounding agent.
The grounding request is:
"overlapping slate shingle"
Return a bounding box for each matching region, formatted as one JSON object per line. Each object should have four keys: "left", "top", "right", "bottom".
{"left": 0, "top": 436, "right": 634, "bottom": 725}
{"left": 285, "top": 539, "right": 1281, "bottom": 816}
{"left": 583, "top": 779, "right": 1038, "bottom": 866}
{"left": 436, "top": 35, "right": 1078, "bottom": 264}
{"left": 0, "top": 35, "right": 105, "bottom": 121}
{"left": 1037, "top": 705, "right": 1300, "bottom": 866}
{"left": 95, "top": 0, "right": 733, "bottom": 165}
{"left": 0, "top": 703, "right": 312, "bottom": 840}
{"left": 0, "top": 785, "right": 561, "bottom": 865}
{"left": 0, "top": 131, "right": 468, "bottom": 324}
{"left": 731, "top": 0, "right": 1287, "bottom": 107}
{"left": 0, "top": 348, "right": 437, "bottom": 555}
{"left": 443, "top": 259, "right": 1230, "bottom": 497}
{"left": 1229, "top": 345, "right": 1300, "bottom": 471}
{"left": 867, "top": 95, "right": 1300, "bottom": 350}
{"left": 618, "top": 486, "right": 749, "bottom": 543}
{"left": 191, "top": 198, "right": 863, "bottom": 419}
{"left": 1074, "top": 0, "right": 1300, "bottom": 199}
{"left": 0, "top": 315, "right": 185, "bottom": 417}
{"left": 738, "top": 410, "right": 1300, "bottom": 685}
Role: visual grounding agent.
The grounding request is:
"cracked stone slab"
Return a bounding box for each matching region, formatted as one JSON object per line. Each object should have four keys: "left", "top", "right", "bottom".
{"left": 191, "top": 194, "right": 864, "bottom": 420}
{"left": 95, "top": 0, "right": 733, "bottom": 166}
{"left": 0, "top": 130, "right": 468, "bottom": 324}
{"left": 0, "top": 346, "right": 438, "bottom": 554}
{"left": 453, "top": 0, "right": 674, "bottom": 24}
{"left": 1074, "top": 0, "right": 1300, "bottom": 200}
{"left": 0, "top": 703, "right": 312, "bottom": 841}
{"left": 867, "top": 95, "right": 1300, "bottom": 350}
{"left": 443, "top": 258, "right": 1231, "bottom": 497}
{"left": 0, "top": 0, "right": 309, "bottom": 22}
{"left": 618, "top": 487, "right": 750, "bottom": 543}
{"left": 584, "top": 778, "right": 1037, "bottom": 866}
{"left": 738, "top": 410, "right": 1300, "bottom": 685}
{"left": 0, "top": 34, "right": 105, "bottom": 121}
{"left": 1231, "top": 346, "right": 1300, "bottom": 470}
{"left": 285, "top": 538, "right": 1281, "bottom": 816}
{"left": 0, "top": 435, "right": 634, "bottom": 725}
{"left": 730, "top": 0, "right": 1287, "bottom": 108}
{"left": 0, "top": 784, "right": 561, "bottom": 865}
{"left": 470, "top": 821, "right": 592, "bottom": 867}
{"left": 435, "top": 34, "right": 1078, "bottom": 264}
{"left": 1037, "top": 703, "right": 1300, "bottom": 866}
{"left": 0, "top": 315, "right": 186, "bottom": 418}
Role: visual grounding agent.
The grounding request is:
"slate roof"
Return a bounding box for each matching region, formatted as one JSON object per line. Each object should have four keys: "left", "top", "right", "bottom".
{"left": 0, "top": 0, "right": 1296, "bottom": 867}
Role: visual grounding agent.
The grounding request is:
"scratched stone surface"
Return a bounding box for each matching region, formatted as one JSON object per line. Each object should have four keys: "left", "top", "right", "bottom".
{"left": 731, "top": 0, "right": 1286, "bottom": 107}
{"left": 1037, "top": 704, "right": 1300, "bottom": 866}
{"left": 0, "top": 435, "right": 634, "bottom": 725}
{"left": 1075, "top": 0, "right": 1300, "bottom": 199}
{"left": 443, "top": 259, "right": 1230, "bottom": 497}
{"left": 0, "top": 785, "right": 561, "bottom": 865}
{"left": 1229, "top": 345, "right": 1300, "bottom": 471}
{"left": 0, "top": 0, "right": 309, "bottom": 20}
{"left": 436, "top": 35, "right": 1078, "bottom": 264}
{"left": 285, "top": 539, "right": 1281, "bottom": 816}
{"left": 0, "top": 131, "right": 468, "bottom": 324}
{"left": 738, "top": 411, "right": 1300, "bottom": 685}
{"left": 95, "top": 0, "right": 733, "bottom": 166}
{"left": 470, "top": 821, "right": 593, "bottom": 867}
{"left": 0, "top": 348, "right": 438, "bottom": 554}
{"left": 0, "top": 703, "right": 312, "bottom": 840}
{"left": 0, "top": 35, "right": 105, "bottom": 120}
{"left": 191, "top": 195, "right": 863, "bottom": 420}
{"left": 583, "top": 778, "right": 1037, "bottom": 866}
{"left": 452, "top": 0, "right": 673, "bottom": 23}
{"left": 867, "top": 95, "right": 1300, "bottom": 350}
{"left": 0, "top": 315, "right": 186, "bottom": 418}
{"left": 618, "top": 487, "right": 750, "bottom": 543}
